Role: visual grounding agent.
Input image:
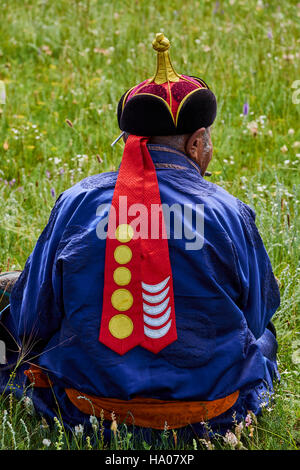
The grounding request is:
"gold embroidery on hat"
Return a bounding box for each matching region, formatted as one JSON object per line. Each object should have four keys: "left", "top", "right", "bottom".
{"left": 180, "top": 76, "right": 207, "bottom": 89}
{"left": 121, "top": 86, "right": 136, "bottom": 112}
{"left": 122, "top": 80, "right": 152, "bottom": 111}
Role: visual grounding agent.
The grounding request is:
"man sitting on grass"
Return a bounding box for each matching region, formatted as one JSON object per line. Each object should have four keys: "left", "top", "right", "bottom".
{"left": 0, "top": 33, "right": 280, "bottom": 441}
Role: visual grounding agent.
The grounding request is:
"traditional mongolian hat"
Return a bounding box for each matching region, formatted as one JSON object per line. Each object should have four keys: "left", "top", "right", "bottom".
{"left": 99, "top": 33, "right": 217, "bottom": 355}
{"left": 117, "top": 33, "right": 217, "bottom": 136}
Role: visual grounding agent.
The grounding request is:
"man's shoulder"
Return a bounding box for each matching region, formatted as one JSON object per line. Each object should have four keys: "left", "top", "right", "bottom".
{"left": 47, "top": 170, "right": 118, "bottom": 224}
{"left": 37, "top": 171, "right": 118, "bottom": 245}
{"left": 205, "top": 182, "right": 255, "bottom": 220}
{"left": 58, "top": 170, "right": 118, "bottom": 204}
{"left": 210, "top": 185, "right": 263, "bottom": 247}
{"left": 201, "top": 183, "right": 261, "bottom": 243}
{"left": 78, "top": 170, "right": 118, "bottom": 191}
{"left": 66, "top": 170, "right": 118, "bottom": 195}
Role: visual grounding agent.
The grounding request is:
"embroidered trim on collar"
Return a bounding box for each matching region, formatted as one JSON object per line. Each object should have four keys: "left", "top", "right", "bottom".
{"left": 147, "top": 144, "right": 202, "bottom": 175}
{"left": 154, "top": 163, "right": 186, "bottom": 170}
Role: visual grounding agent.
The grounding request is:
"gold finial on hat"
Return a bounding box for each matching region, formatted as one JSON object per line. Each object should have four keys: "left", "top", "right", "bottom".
{"left": 150, "top": 33, "right": 180, "bottom": 85}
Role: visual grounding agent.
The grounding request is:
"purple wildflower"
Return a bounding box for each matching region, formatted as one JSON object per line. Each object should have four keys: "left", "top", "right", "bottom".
{"left": 9, "top": 179, "right": 16, "bottom": 187}
{"left": 50, "top": 188, "right": 56, "bottom": 198}
{"left": 213, "top": 1, "right": 220, "bottom": 14}
{"left": 245, "top": 413, "right": 252, "bottom": 427}
{"left": 46, "top": 170, "right": 51, "bottom": 179}
{"left": 267, "top": 29, "right": 273, "bottom": 39}
{"left": 243, "top": 102, "right": 249, "bottom": 116}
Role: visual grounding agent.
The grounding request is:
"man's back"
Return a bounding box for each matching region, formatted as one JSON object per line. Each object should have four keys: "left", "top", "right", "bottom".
{"left": 7, "top": 145, "right": 279, "bottom": 408}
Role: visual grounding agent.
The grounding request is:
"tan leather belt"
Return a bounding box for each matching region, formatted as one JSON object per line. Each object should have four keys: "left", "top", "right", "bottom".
{"left": 25, "top": 365, "right": 239, "bottom": 430}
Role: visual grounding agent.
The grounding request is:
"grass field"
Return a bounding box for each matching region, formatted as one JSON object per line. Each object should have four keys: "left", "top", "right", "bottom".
{"left": 0, "top": 0, "right": 299, "bottom": 450}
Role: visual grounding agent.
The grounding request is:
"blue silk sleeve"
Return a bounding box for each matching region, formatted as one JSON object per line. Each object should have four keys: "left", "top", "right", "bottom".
{"left": 235, "top": 201, "right": 280, "bottom": 339}
{"left": 6, "top": 192, "right": 74, "bottom": 352}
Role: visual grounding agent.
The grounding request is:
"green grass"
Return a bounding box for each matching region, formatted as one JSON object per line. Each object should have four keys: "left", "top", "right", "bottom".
{"left": 0, "top": 0, "right": 299, "bottom": 450}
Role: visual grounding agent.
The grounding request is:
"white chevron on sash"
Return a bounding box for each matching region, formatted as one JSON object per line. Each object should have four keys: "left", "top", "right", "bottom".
{"left": 142, "top": 276, "right": 170, "bottom": 293}
{"left": 143, "top": 297, "right": 170, "bottom": 315}
{"left": 141, "top": 279, "right": 172, "bottom": 339}
{"left": 143, "top": 307, "right": 171, "bottom": 327}
{"left": 142, "top": 286, "right": 169, "bottom": 304}
{"left": 144, "top": 320, "right": 172, "bottom": 339}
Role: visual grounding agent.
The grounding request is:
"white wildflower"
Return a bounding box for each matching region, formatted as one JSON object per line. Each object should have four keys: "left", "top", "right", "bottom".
{"left": 247, "top": 121, "right": 258, "bottom": 136}
{"left": 236, "top": 421, "right": 244, "bottom": 433}
{"left": 42, "top": 438, "right": 51, "bottom": 447}
{"left": 223, "top": 430, "right": 238, "bottom": 448}
{"left": 89, "top": 415, "right": 99, "bottom": 431}
{"left": 75, "top": 424, "right": 84, "bottom": 437}
{"left": 199, "top": 438, "right": 215, "bottom": 450}
{"left": 20, "top": 419, "right": 30, "bottom": 449}
{"left": 1, "top": 410, "right": 8, "bottom": 447}
{"left": 6, "top": 421, "right": 17, "bottom": 449}
{"left": 259, "top": 401, "right": 268, "bottom": 408}
{"left": 23, "top": 396, "right": 34, "bottom": 415}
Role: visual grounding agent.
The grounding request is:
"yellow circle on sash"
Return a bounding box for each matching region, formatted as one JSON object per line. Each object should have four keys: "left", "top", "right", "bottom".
{"left": 111, "top": 288, "right": 133, "bottom": 311}
{"left": 114, "top": 245, "right": 132, "bottom": 264}
{"left": 113, "top": 267, "right": 132, "bottom": 286}
{"left": 109, "top": 314, "right": 133, "bottom": 339}
{"left": 115, "top": 224, "right": 134, "bottom": 243}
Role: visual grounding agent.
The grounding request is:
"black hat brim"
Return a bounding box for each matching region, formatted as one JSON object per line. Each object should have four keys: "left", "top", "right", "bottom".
{"left": 118, "top": 86, "right": 217, "bottom": 136}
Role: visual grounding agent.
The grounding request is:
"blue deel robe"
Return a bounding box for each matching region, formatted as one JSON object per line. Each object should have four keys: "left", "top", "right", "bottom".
{"left": 0, "top": 144, "right": 280, "bottom": 437}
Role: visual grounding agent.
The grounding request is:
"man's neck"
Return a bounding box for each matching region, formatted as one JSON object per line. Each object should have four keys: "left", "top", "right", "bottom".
{"left": 148, "top": 135, "right": 187, "bottom": 155}
{"left": 147, "top": 142, "right": 206, "bottom": 176}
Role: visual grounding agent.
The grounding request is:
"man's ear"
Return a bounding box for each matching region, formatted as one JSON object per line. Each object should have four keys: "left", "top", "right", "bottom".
{"left": 185, "top": 127, "right": 206, "bottom": 160}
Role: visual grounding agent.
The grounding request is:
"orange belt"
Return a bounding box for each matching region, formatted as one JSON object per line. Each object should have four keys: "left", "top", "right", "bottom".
{"left": 25, "top": 366, "right": 239, "bottom": 430}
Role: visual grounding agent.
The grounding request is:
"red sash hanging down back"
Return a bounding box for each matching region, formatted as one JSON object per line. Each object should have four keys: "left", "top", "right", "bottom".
{"left": 99, "top": 135, "right": 177, "bottom": 355}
